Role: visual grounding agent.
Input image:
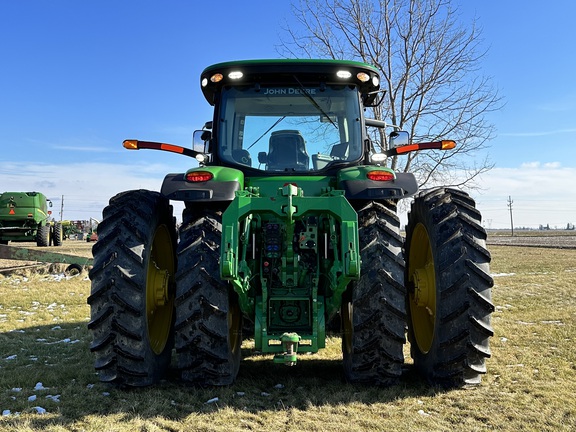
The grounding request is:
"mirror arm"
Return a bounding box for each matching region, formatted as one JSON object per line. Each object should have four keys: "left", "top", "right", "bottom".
{"left": 122, "top": 140, "right": 204, "bottom": 159}
{"left": 365, "top": 118, "right": 388, "bottom": 129}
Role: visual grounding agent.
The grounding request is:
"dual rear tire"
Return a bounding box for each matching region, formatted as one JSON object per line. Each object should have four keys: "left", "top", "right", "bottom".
{"left": 343, "top": 189, "right": 494, "bottom": 387}
{"left": 88, "top": 193, "right": 240, "bottom": 387}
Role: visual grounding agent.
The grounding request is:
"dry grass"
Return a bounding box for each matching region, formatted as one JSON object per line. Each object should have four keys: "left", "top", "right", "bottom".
{"left": 0, "top": 245, "right": 575, "bottom": 431}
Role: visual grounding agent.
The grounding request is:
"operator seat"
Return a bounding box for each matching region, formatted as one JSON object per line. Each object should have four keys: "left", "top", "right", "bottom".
{"left": 232, "top": 149, "right": 252, "bottom": 166}
{"left": 267, "top": 130, "right": 309, "bottom": 171}
{"left": 330, "top": 142, "right": 349, "bottom": 160}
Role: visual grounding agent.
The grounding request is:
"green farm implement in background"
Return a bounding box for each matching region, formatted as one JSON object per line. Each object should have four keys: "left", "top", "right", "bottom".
{"left": 0, "top": 191, "right": 63, "bottom": 247}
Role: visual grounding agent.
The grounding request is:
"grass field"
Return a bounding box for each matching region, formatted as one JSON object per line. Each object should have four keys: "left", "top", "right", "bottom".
{"left": 0, "top": 244, "right": 575, "bottom": 431}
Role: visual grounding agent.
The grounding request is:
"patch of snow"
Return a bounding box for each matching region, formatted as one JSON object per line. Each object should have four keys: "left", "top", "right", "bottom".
{"left": 34, "top": 382, "right": 47, "bottom": 391}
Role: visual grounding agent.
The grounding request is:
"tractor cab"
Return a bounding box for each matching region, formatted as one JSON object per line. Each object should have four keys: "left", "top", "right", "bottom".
{"left": 194, "top": 59, "right": 382, "bottom": 174}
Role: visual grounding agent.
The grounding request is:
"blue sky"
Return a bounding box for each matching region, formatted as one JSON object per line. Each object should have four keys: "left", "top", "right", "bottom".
{"left": 1, "top": 0, "right": 575, "bottom": 229}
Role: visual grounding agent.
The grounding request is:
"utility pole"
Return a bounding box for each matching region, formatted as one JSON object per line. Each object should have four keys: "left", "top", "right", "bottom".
{"left": 507, "top": 196, "right": 514, "bottom": 237}
{"left": 60, "top": 195, "right": 64, "bottom": 222}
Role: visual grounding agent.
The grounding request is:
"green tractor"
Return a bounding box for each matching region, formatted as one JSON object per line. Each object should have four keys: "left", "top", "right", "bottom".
{"left": 0, "top": 191, "right": 63, "bottom": 247}
{"left": 88, "top": 59, "right": 494, "bottom": 388}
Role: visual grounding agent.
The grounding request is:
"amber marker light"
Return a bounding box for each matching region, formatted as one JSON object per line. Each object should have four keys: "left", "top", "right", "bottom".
{"left": 123, "top": 139, "right": 139, "bottom": 150}
{"left": 367, "top": 171, "right": 395, "bottom": 181}
{"left": 186, "top": 171, "right": 213, "bottom": 182}
{"left": 356, "top": 72, "right": 370, "bottom": 82}
{"left": 210, "top": 73, "right": 224, "bottom": 83}
{"left": 441, "top": 140, "right": 456, "bottom": 150}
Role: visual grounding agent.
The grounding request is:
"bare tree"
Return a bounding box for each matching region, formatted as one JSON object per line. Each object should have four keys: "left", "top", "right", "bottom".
{"left": 279, "top": 0, "right": 502, "bottom": 189}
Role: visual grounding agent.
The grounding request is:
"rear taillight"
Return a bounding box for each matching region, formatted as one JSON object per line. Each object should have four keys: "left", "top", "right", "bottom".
{"left": 186, "top": 171, "right": 213, "bottom": 182}
{"left": 366, "top": 171, "right": 395, "bottom": 181}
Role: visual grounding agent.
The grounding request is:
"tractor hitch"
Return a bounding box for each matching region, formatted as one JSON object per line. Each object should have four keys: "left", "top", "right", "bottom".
{"left": 273, "top": 333, "right": 302, "bottom": 366}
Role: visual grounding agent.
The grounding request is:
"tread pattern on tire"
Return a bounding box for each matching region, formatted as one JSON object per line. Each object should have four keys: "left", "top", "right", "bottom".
{"left": 342, "top": 200, "right": 406, "bottom": 385}
{"left": 36, "top": 224, "right": 50, "bottom": 247}
{"left": 174, "top": 205, "right": 241, "bottom": 386}
{"left": 406, "top": 188, "right": 494, "bottom": 387}
{"left": 52, "top": 222, "right": 63, "bottom": 246}
{"left": 88, "top": 190, "right": 176, "bottom": 387}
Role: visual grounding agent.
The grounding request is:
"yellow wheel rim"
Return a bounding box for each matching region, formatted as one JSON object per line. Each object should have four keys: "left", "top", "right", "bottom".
{"left": 408, "top": 223, "right": 436, "bottom": 354}
{"left": 146, "top": 224, "right": 175, "bottom": 355}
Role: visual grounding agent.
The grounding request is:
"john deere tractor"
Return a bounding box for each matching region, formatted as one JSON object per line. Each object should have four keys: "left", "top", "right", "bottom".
{"left": 88, "top": 59, "right": 494, "bottom": 388}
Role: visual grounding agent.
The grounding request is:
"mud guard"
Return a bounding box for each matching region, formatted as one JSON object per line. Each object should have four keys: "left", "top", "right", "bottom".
{"left": 340, "top": 172, "right": 418, "bottom": 200}
{"left": 160, "top": 167, "right": 244, "bottom": 202}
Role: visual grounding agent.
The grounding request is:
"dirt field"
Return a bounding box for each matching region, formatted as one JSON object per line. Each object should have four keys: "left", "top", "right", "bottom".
{"left": 486, "top": 231, "right": 576, "bottom": 248}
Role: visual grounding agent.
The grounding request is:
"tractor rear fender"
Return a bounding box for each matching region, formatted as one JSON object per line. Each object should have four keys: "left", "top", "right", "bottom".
{"left": 160, "top": 166, "right": 244, "bottom": 202}
{"left": 338, "top": 166, "right": 418, "bottom": 200}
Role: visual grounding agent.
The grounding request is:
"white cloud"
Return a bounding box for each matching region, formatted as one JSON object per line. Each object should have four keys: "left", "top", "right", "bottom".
{"left": 520, "top": 161, "right": 562, "bottom": 169}
{"left": 520, "top": 161, "right": 541, "bottom": 169}
{"left": 0, "top": 161, "right": 177, "bottom": 222}
{"left": 473, "top": 164, "right": 576, "bottom": 229}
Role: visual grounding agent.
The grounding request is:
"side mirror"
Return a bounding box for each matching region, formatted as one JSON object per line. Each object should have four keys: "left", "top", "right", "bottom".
{"left": 193, "top": 130, "right": 211, "bottom": 153}
{"left": 389, "top": 130, "right": 409, "bottom": 147}
{"left": 258, "top": 152, "right": 268, "bottom": 164}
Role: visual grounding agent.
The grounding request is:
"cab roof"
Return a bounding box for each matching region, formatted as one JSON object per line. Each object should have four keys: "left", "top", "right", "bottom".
{"left": 200, "top": 59, "right": 381, "bottom": 105}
